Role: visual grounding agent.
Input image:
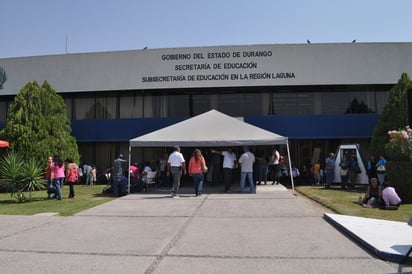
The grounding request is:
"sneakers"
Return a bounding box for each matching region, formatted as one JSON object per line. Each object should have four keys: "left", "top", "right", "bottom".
{"left": 362, "top": 203, "right": 372, "bottom": 208}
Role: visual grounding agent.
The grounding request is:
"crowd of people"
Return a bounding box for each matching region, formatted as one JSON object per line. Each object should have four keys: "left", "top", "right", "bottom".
{"left": 44, "top": 147, "right": 402, "bottom": 210}
{"left": 45, "top": 155, "right": 79, "bottom": 200}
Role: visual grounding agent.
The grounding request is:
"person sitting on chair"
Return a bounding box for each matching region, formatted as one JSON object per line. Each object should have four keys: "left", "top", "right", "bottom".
{"left": 141, "top": 161, "right": 153, "bottom": 191}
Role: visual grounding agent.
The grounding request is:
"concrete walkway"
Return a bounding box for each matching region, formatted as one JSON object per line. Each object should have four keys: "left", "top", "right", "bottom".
{"left": 0, "top": 185, "right": 405, "bottom": 273}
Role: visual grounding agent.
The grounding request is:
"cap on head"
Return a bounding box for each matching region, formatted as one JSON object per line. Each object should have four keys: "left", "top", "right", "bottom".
{"left": 119, "top": 153, "right": 124, "bottom": 159}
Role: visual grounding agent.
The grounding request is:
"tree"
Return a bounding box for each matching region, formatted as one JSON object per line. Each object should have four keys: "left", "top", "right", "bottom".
{"left": 370, "top": 73, "right": 412, "bottom": 156}
{"left": 0, "top": 81, "right": 79, "bottom": 163}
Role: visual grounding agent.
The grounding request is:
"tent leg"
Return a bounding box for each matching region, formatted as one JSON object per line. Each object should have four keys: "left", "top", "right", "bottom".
{"left": 128, "top": 145, "right": 131, "bottom": 194}
{"left": 286, "top": 142, "right": 296, "bottom": 196}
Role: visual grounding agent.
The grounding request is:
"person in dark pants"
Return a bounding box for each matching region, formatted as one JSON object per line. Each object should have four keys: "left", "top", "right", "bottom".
{"left": 211, "top": 148, "right": 237, "bottom": 193}
{"left": 254, "top": 147, "right": 268, "bottom": 185}
{"left": 324, "top": 152, "right": 335, "bottom": 188}
{"left": 112, "top": 153, "right": 128, "bottom": 197}
{"left": 65, "top": 158, "right": 79, "bottom": 199}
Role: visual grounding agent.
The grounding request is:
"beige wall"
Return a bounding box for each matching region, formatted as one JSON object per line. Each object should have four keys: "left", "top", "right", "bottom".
{"left": 1, "top": 42, "right": 412, "bottom": 95}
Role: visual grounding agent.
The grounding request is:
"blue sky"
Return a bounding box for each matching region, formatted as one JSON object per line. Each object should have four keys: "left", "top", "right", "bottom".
{"left": 2, "top": 0, "right": 412, "bottom": 58}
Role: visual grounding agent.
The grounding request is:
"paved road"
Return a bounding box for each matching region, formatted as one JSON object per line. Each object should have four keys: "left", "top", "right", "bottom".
{"left": 0, "top": 185, "right": 401, "bottom": 273}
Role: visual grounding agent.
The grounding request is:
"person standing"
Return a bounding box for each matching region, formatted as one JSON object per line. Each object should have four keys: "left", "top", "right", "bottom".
{"left": 238, "top": 146, "right": 255, "bottom": 193}
{"left": 188, "top": 149, "right": 206, "bottom": 197}
{"left": 324, "top": 152, "right": 335, "bottom": 188}
{"left": 376, "top": 155, "right": 387, "bottom": 185}
{"left": 210, "top": 149, "right": 222, "bottom": 185}
{"left": 45, "top": 156, "right": 55, "bottom": 198}
{"left": 65, "top": 158, "right": 79, "bottom": 199}
{"left": 348, "top": 155, "right": 360, "bottom": 190}
{"left": 83, "top": 163, "right": 92, "bottom": 185}
{"left": 269, "top": 147, "right": 280, "bottom": 185}
{"left": 53, "top": 155, "right": 65, "bottom": 200}
{"left": 367, "top": 155, "right": 377, "bottom": 181}
{"left": 112, "top": 153, "right": 128, "bottom": 197}
{"left": 90, "top": 164, "right": 97, "bottom": 187}
{"left": 211, "top": 148, "right": 237, "bottom": 193}
{"left": 311, "top": 160, "right": 321, "bottom": 186}
{"left": 158, "top": 152, "right": 170, "bottom": 188}
{"left": 254, "top": 147, "right": 268, "bottom": 185}
{"left": 167, "top": 146, "right": 186, "bottom": 198}
{"left": 339, "top": 155, "right": 350, "bottom": 189}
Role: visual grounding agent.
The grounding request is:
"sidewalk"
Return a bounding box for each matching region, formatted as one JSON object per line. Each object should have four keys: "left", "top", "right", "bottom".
{"left": 0, "top": 184, "right": 403, "bottom": 273}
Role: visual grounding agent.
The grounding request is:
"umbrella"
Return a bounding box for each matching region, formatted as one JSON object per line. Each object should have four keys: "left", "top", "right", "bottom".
{"left": 0, "top": 140, "right": 9, "bottom": 148}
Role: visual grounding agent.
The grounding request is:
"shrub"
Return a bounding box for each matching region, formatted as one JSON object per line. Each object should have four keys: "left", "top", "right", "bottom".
{"left": 384, "top": 126, "right": 412, "bottom": 161}
{"left": 0, "top": 151, "right": 46, "bottom": 202}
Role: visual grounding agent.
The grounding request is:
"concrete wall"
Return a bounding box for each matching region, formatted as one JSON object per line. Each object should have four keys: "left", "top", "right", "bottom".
{"left": 1, "top": 42, "right": 412, "bottom": 95}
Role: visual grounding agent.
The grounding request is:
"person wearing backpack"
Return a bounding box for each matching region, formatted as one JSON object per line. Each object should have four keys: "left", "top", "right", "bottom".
{"left": 65, "top": 158, "right": 79, "bottom": 199}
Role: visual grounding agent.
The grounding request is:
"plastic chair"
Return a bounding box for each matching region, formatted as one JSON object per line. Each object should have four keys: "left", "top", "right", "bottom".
{"left": 143, "top": 171, "right": 157, "bottom": 191}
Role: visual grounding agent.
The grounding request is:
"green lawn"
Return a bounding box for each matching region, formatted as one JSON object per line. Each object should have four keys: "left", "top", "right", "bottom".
{"left": 1, "top": 184, "right": 410, "bottom": 222}
{"left": 296, "top": 185, "right": 411, "bottom": 222}
{"left": 0, "top": 185, "right": 114, "bottom": 216}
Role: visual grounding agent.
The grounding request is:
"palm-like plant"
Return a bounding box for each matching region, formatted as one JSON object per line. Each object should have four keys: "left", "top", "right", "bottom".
{"left": 0, "top": 151, "right": 25, "bottom": 201}
{"left": 21, "top": 158, "right": 46, "bottom": 201}
{"left": 0, "top": 151, "right": 46, "bottom": 202}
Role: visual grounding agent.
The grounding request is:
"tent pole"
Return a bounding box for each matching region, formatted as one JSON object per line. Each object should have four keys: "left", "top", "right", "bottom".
{"left": 128, "top": 144, "right": 131, "bottom": 194}
{"left": 286, "top": 141, "right": 296, "bottom": 195}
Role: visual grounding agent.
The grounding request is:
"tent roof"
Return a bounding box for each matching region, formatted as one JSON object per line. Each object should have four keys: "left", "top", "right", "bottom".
{"left": 129, "top": 109, "right": 288, "bottom": 147}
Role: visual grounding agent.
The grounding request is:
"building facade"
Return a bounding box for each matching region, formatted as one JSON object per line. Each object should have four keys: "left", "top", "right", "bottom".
{"left": 0, "top": 42, "right": 411, "bottom": 170}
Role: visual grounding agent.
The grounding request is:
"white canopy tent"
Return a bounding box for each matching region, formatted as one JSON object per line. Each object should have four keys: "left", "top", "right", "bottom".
{"left": 128, "top": 109, "right": 295, "bottom": 193}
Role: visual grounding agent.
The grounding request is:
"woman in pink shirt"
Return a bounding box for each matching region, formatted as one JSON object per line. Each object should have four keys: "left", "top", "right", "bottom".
{"left": 53, "top": 155, "right": 65, "bottom": 200}
{"left": 188, "top": 149, "right": 207, "bottom": 197}
{"left": 382, "top": 182, "right": 402, "bottom": 208}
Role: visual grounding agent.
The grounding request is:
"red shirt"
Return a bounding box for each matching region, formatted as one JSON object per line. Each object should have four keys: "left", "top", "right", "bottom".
{"left": 45, "top": 162, "right": 54, "bottom": 179}
{"left": 188, "top": 155, "right": 206, "bottom": 175}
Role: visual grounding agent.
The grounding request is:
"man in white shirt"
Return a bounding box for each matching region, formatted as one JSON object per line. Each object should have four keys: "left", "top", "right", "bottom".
{"left": 238, "top": 146, "right": 255, "bottom": 193}
{"left": 269, "top": 147, "right": 280, "bottom": 185}
{"left": 167, "top": 146, "right": 186, "bottom": 198}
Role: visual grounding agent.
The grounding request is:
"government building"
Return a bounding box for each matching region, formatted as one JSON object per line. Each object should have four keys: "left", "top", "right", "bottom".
{"left": 1, "top": 42, "right": 411, "bottom": 170}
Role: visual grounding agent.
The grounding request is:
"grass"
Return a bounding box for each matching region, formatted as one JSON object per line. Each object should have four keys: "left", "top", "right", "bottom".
{"left": 1, "top": 183, "right": 410, "bottom": 222}
{"left": 0, "top": 185, "right": 114, "bottom": 216}
{"left": 296, "top": 185, "right": 412, "bottom": 222}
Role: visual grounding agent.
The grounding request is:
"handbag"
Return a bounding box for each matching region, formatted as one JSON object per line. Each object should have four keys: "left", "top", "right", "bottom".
{"left": 377, "top": 165, "right": 386, "bottom": 174}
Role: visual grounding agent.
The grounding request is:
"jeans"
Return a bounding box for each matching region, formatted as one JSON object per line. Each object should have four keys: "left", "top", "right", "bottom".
{"left": 325, "top": 168, "right": 335, "bottom": 186}
{"left": 377, "top": 173, "right": 386, "bottom": 185}
{"left": 113, "top": 174, "right": 127, "bottom": 196}
{"left": 240, "top": 172, "right": 255, "bottom": 193}
{"left": 341, "top": 175, "right": 348, "bottom": 188}
{"left": 192, "top": 173, "right": 204, "bottom": 194}
{"left": 53, "top": 177, "right": 63, "bottom": 200}
{"left": 257, "top": 164, "right": 268, "bottom": 184}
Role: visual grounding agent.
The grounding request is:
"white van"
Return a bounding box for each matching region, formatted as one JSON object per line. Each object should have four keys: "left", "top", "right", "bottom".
{"left": 333, "top": 144, "right": 369, "bottom": 185}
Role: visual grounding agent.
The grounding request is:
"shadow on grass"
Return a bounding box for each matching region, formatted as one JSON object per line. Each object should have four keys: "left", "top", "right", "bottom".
{"left": 0, "top": 196, "right": 51, "bottom": 204}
